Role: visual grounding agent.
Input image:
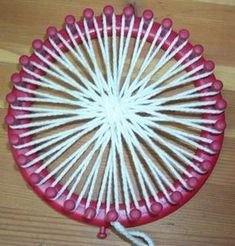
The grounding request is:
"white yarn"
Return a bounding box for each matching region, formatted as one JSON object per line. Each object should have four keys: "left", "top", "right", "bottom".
{"left": 112, "top": 222, "right": 154, "bottom": 246}
{"left": 9, "top": 11, "right": 225, "bottom": 246}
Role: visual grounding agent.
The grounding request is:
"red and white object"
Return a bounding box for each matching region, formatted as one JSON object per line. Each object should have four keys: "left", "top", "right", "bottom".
{"left": 5, "top": 5, "right": 226, "bottom": 246}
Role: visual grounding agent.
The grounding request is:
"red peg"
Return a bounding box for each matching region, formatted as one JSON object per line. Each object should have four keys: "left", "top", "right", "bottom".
{"left": 204, "top": 60, "right": 215, "bottom": 72}
{"left": 143, "top": 10, "right": 153, "bottom": 27}
{"left": 211, "top": 80, "right": 223, "bottom": 91}
{"left": 150, "top": 202, "right": 163, "bottom": 215}
{"left": 30, "top": 173, "right": 41, "bottom": 184}
{"left": 103, "top": 5, "right": 114, "bottom": 18}
{"left": 123, "top": 6, "right": 134, "bottom": 17}
{"left": 187, "top": 177, "right": 198, "bottom": 189}
{"left": 19, "top": 55, "right": 34, "bottom": 70}
{"left": 123, "top": 6, "right": 134, "bottom": 25}
{"left": 64, "top": 199, "right": 76, "bottom": 211}
{"left": 84, "top": 207, "right": 96, "bottom": 220}
{"left": 32, "top": 39, "right": 44, "bottom": 53}
{"left": 215, "top": 99, "right": 227, "bottom": 110}
{"left": 47, "top": 26, "right": 59, "bottom": 43}
{"left": 19, "top": 55, "right": 30, "bottom": 67}
{"left": 210, "top": 140, "right": 222, "bottom": 153}
{"left": 162, "top": 18, "right": 173, "bottom": 30}
{"left": 83, "top": 8, "right": 94, "bottom": 27}
{"left": 65, "top": 15, "right": 75, "bottom": 26}
{"left": 65, "top": 15, "right": 76, "bottom": 33}
{"left": 6, "top": 93, "right": 17, "bottom": 104}
{"left": 179, "top": 29, "right": 190, "bottom": 41}
{"left": 103, "top": 5, "right": 114, "bottom": 24}
{"left": 83, "top": 8, "right": 94, "bottom": 20}
{"left": 106, "top": 210, "right": 119, "bottom": 222}
{"left": 143, "top": 10, "right": 153, "bottom": 21}
{"left": 18, "top": 155, "right": 27, "bottom": 166}
{"left": 11, "top": 73, "right": 22, "bottom": 84}
{"left": 129, "top": 208, "right": 141, "bottom": 221}
{"left": 97, "top": 226, "right": 107, "bottom": 239}
{"left": 215, "top": 119, "right": 226, "bottom": 131}
{"left": 47, "top": 26, "right": 57, "bottom": 37}
{"left": 9, "top": 134, "right": 20, "bottom": 145}
{"left": 170, "top": 191, "right": 182, "bottom": 204}
{"left": 192, "top": 45, "right": 204, "bottom": 57}
{"left": 5, "top": 115, "right": 16, "bottom": 125}
{"left": 45, "top": 187, "right": 57, "bottom": 199}
{"left": 201, "top": 160, "right": 212, "bottom": 172}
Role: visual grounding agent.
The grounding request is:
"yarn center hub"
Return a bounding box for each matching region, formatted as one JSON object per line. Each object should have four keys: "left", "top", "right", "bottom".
{"left": 102, "top": 95, "right": 126, "bottom": 125}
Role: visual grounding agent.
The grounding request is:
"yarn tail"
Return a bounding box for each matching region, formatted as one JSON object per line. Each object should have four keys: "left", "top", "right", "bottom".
{"left": 112, "top": 222, "right": 155, "bottom": 246}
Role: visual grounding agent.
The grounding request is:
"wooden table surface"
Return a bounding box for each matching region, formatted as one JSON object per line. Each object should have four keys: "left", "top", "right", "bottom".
{"left": 0, "top": 0, "right": 235, "bottom": 245}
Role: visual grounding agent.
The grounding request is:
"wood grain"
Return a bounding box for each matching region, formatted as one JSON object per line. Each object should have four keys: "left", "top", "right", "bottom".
{"left": 0, "top": 0, "right": 235, "bottom": 245}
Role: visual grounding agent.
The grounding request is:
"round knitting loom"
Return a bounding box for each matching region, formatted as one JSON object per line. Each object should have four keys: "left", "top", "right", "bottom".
{"left": 5, "top": 5, "right": 226, "bottom": 246}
